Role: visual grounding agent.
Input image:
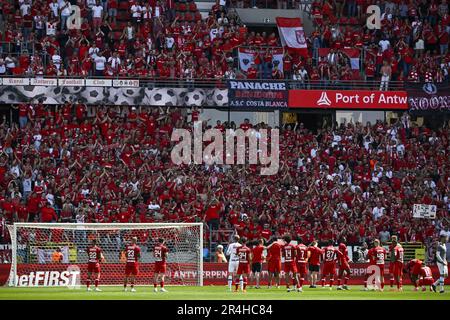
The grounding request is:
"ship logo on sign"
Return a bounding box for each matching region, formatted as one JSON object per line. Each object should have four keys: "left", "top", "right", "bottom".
{"left": 317, "top": 92, "right": 332, "bottom": 106}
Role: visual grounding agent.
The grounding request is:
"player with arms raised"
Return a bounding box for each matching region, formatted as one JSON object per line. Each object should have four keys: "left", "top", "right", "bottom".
{"left": 153, "top": 238, "right": 168, "bottom": 292}
{"left": 295, "top": 237, "right": 309, "bottom": 292}
{"left": 392, "top": 237, "right": 404, "bottom": 291}
{"left": 321, "top": 240, "right": 338, "bottom": 290}
{"left": 226, "top": 235, "right": 242, "bottom": 292}
{"left": 281, "top": 234, "right": 297, "bottom": 292}
{"left": 235, "top": 237, "right": 252, "bottom": 292}
{"left": 336, "top": 240, "right": 352, "bottom": 290}
{"left": 432, "top": 234, "right": 448, "bottom": 293}
{"left": 86, "top": 239, "right": 104, "bottom": 292}
{"left": 365, "top": 239, "right": 386, "bottom": 291}
{"left": 123, "top": 237, "right": 141, "bottom": 292}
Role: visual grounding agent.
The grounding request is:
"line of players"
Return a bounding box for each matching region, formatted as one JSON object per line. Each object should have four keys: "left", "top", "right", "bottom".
{"left": 85, "top": 237, "right": 169, "bottom": 292}
{"left": 227, "top": 234, "right": 448, "bottom": 293}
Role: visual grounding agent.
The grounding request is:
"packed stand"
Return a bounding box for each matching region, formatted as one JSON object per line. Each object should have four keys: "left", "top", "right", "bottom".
{"left": 0, "top": 104, "right": 448, "bottom": 252}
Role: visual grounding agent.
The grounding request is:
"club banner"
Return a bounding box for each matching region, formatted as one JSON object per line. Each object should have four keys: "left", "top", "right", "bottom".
{"left": 228, "top": 80, "right": 288, "bottom": 108}
{"left": 238, "top": 47, "right": 284, "bottom": 72}
{"left": 413, "top": 204, "right": 437, "bottom": 219}
{"left": 276, "top": 17, "right": 308, "bottom": 57}
{"left": 1, "top": 263, "right": 449, "bottom": 286}
{"left": 289, "top": 90, "right": 408, "bottom": 109}
{"left": 0, "top": 86, "right": 229, "bottom": 107}
{"left": 407, "top": 83, "right": 450, "bottom": 112}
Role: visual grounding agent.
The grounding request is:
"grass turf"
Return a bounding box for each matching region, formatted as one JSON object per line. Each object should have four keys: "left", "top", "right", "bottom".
{"left": 0, "top": 285, "right": 449, "bottom": 300}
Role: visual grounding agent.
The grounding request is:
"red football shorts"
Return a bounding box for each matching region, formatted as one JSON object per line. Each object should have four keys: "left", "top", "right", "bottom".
{"left": 268, "top": 259, "right": 281, "bottom": 273}
{"left": 322, "top": 262, "right": 336, "bottom": 276}
{"left": 296, "top": 262, "right": 308, "bottom": 276}
{"left": 389, "top": 262, "right": 395, "bottom": 274}
{"left": 393, "top": 262, "right": 403, "bottom": 277}
{"left": 87, "top": 263, "right": 100, "bottom": 274}
{"left": 411, "top": 264, "right": 422, "bottom": 276}
{"left": 154, "top": 261, "right": 167, "bottom": 274}
{"left": 284, "top": 262, "right": 297, "bottom": 274}
{"left": 339, "top": 263, "right": 351, "bottom": 275}
{"left": 125, "top": 263, "right": 139, "bottom": 276}
{"left": 237, "top": 263, "right": 250, "bottom": 275}
{"left": 420, "top": 278, "right": 434, "bottom": 286}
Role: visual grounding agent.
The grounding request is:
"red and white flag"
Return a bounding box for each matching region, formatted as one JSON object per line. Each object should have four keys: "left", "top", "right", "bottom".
{"left": 276, "top": 17, "right": 308, "bottom": 57}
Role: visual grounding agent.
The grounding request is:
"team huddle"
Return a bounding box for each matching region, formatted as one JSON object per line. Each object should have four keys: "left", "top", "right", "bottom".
{"left": 85, "top": 237, "right": 169, "bottom": 292}
{"left": 226, "top": 234, "right": 448, "bottom": 293}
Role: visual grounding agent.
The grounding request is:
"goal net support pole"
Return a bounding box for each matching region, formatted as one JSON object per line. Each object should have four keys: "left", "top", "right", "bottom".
{"left": 7, "top": 223, "right": 203, "bottom": 287}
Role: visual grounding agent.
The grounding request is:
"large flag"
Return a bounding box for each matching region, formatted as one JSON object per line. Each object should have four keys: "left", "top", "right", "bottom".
{"left": 238, "top": 48, "right": 284, "bottom": 72}
{"left": 276, "top": 17, "right": 308, "bottom": 57}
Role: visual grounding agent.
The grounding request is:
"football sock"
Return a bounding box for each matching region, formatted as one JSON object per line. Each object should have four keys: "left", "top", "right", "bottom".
{"left": 344, "top": 277, "right": 349, "bottom": 285}
{"left": 381, "top": 282, "right": 385, "bottom": 289}
{"left": 124, "top": 280, "right": 127, "bottom": 289}
{"left": 86, "top": 279, "right": 91, "bottom": 288}
{"left": 239, "top": 277, "right": 244, "bottom": 290}
{"left": 160, "top": 281, "right": 164, "bottom": 288}
{"left": 299, "top": 277, "right": 304, "bottom": 288}
{"left": 131, "top": 280, "right": 134, "bottom": 288}
{"left": 228, "top": 276, "right": 233, "bottom": 290}
{"left": 390, "top": 277, "right": 394, "bottom": 287}
{"left": 243, "top": 277, "right": 247, "bottom": 290}
{"left": 235, "top": 280, "right": 239, "bottom": 291}
{"left": 154, "top": 283, "right": 157, "bottom": 288}
{"left": 337, "top": 279, "right": 341, "bottom": 286}
{"left": 94, "top": 279, "right": 99, "bottom": 288}
{"left": 329, "top": 279, "right": 333, "bottom": 288}
{"left": 439, "top": 277, "right": 444, "bottom": 291}
{"left": 321, "top": 278, "right": 325, "bottom": 287}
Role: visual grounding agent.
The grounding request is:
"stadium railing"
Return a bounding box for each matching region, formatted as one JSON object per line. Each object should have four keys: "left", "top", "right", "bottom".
{"left": 0, "top": 75, "right": 408, "bottom": 91}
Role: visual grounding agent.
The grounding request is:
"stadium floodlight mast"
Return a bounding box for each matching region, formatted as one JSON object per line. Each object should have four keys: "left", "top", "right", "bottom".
{"left": 7, "top": 223, "right": 203, "bottom": 288}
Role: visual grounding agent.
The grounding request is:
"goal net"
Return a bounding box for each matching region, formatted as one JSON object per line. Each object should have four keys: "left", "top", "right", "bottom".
{"left": 7, "top": 223, "right": 203, "bottom": 287}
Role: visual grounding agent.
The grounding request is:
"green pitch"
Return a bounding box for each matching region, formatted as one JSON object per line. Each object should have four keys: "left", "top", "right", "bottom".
{"left": 0, "top": 285, "right": 449, "bottom": 300}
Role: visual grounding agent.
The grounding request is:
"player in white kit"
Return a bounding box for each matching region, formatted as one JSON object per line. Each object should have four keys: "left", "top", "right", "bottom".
{"left": 432, "top": 234, "right": 448, "bottom": 293}
{"left": 226, "top": 235, "right": 242, "bottom": 291}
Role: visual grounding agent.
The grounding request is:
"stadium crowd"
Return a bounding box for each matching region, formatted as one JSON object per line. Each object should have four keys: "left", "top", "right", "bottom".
{"left": 0, "top": 104, "right": 448, "bottom": 252}
{"left": 0, "top": 0, "right": 448, "bottom": 83}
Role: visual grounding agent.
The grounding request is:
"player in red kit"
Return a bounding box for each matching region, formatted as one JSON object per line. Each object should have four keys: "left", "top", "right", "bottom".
{"left": 295, "top": 237, "right": 310, "bottom": 292}
{"left": 123, "top": 237, "right": 141, "bottom": 292}
{"left": 321, "top": 240, "right": 338, "bottom": 290}
{"left": 418, "top": 262, "right": 435, "bottom": 292}
{"left": 86, "top": 239, "right": 104, "bottom": 292}
{"left": 388, "top": 235, "right": 397, "bottom": 288}
{"left": 250, "top": 239, "right": 265, "bottom": 289}
{"left": 392, "top": 238, "right": 404, "bottom": 291}
{"left": 266, "top": 237, "right": 282, "bottom": 288}
{"left": 282, "top": 234, "right": 297, "bottom": 292}
{"left": 308, "top": 241, "right": 323, "bottom": 288}
{"left": 235, "top": 237, "right": 252, "bottom": 292}
{"left": 336, "top": 240, "right": 352, "bottom": 290}
{"left": 153, "top": 238, "right": 169, "bottom": 292}
{"left": 365, "top": 239, "right": 386, "bottom": 291}
{"left": 405, "top": 258, "right": 423, "bottom": 291}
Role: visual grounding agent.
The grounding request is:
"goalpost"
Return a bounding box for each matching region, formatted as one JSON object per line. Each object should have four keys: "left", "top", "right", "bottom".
{"left": 7, "top": 223, "right": 203, "bottom": 287}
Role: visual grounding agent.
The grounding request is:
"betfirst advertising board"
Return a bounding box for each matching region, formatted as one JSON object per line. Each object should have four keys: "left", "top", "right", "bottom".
{"left": 289, "top": 90, "right": 408, "bottom": 110}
